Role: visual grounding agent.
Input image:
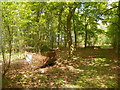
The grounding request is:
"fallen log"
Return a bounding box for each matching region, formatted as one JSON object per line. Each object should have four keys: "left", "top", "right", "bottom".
{"left": 39, "top": 51, "right": 57, "bottom": 68}
{"left": 25, "top": 51, "right": 57, "bottom": 69}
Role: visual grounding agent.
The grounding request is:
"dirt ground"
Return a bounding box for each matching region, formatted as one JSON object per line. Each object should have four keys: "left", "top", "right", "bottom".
{"left": 2, "top": 47, "right": 119, "bottom": 88}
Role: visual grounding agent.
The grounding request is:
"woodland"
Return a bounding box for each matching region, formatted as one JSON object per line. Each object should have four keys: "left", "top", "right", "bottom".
{"left": 0, "top": 1, "right": 120, "bottom": 88}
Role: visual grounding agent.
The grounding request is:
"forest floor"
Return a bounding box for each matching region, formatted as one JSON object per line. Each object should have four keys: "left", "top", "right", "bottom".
{"left": 2, "top": 47, "right": 119, "bottom": 88}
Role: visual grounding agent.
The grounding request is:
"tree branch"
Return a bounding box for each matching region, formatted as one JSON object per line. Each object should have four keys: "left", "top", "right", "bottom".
{"left": 102, "top": 6, "right": 118, "bottom": 15}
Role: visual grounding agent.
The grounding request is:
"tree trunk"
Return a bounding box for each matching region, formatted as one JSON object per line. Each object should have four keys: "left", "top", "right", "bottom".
{"left": 85, "top": 29, "right": 88, "bottom": 48}
{"left": 50, "top": 32, "right": 54, "bottom": 49}
{"left": 64, "top": 34, "right": 67, "bottom": 47}
{"left": 67, "top": 6, "right": 77, "bottom": 55}
{"left": 73, "top": 16, "right": 77, "bottom": 48}
{"left": 8, "top": 25, "right": 12, "bottom": 69}
{"left": 1, "top": 46, "right": 6, "bottom": 76}
{"left": 35, "top": 9, "right": 40, "bottom": 53}
{"left": 64, "top": 26, "right": 67, "bottom": 47}
{"left": 84, "top": 16, "right": 88, "bottom": 48}
{"left": 57, "top": 18, "right": 60, "bottom": 46}
{"left": 57, "top": 15, "right": 61, "bottom": 46}
{"left": 3, "top": 26, "right": 12, "bottom": 77}
{"left": 57, "top": 31, "right": 60, "bottom": 46}
{"left": 57, "top": 6, "right": 63, "bottom": 47}
{"left": 112, "top": 35, "right": 117, "bottom": 48}
{"left": 66, "top": 26, "right": 72, "bottom": 55}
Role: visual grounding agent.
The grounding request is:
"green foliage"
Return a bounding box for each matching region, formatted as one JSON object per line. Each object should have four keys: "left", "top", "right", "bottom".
{"left": 1, "top": 2, "right": 117, "bottom": 55}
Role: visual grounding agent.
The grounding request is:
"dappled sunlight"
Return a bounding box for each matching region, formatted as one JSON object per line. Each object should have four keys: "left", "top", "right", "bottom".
{"left": 89, "top": 58, "right": 110, "bottom": 67}
{"left": 66, "top": 65, "right": 84, "bottom": 73}
{"left": 70, "top": 69, "right": 118, "bottom": 88}
{"left": 3, "top": 47, "right": 118, "bottom": 88}
{"left": 55, "top": 78, "right": 67, "bottom": 87}
{"left": 64, "top": 84, "right": 81, "bottom": 88}
{"left": 72, "top": 57, "right": 79, "bottom": 60}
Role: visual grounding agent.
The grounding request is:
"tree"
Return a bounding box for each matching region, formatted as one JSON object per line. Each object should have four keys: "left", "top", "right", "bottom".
{"left": 66, "top": 3, "right": 80, "bottom": 55}
{"left": 105, "top": 1, "right": 120, "bottom": 59}
{"left": 2, "top": 2, "right": 14, "bottom": 76}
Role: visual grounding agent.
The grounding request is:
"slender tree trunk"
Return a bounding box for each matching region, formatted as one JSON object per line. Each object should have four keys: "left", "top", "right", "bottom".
{"left": 57, "top": 17, "right": 60, "bottom": 46}
{"left": 1, "top": 46, "right": 5, "bottom": 76}
{"left": 35, "top": 9, "right": 40, "bottom": 53}
{"left": 58, "top": 6, "right": 63, "bottom": 47}
{"left": 7, "top": 25, "right": 12, "bottom": 70}
{"left": 50, "top": 31, "right": 54, "bottom": 49}
{"left": 57, "top": 16, "right": 61, "bottom": 46}
{"left": 61, "top": 34, "right": 63, "bottom": 46}
{"left": 84, "top": 16, "right": 88, "bottom": 48}
{"left": 57, "top": 31, "right": 60, "bottom": 46}
{"left": 66, "top": 27, "right": 72, "bottom": 55}
{"left": 64, "top": 26, "right": 67, "bottom": 48}
{"left": 64, "top": 34, "right": 67, "bottom": 47}
{"left": 3, "top": 26, "right": 12, "bottom": 77}
{"left": 85, "top": 29, "right": 88, "bottom": 48}
{"left": 112, "top": 35, "right": 117, "bottom": 48}
{"left": 73, "top": 16, "right": 77, "bottom": 48}
{"left": 67, "top": 6, "right": 77, "bottom": 55}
